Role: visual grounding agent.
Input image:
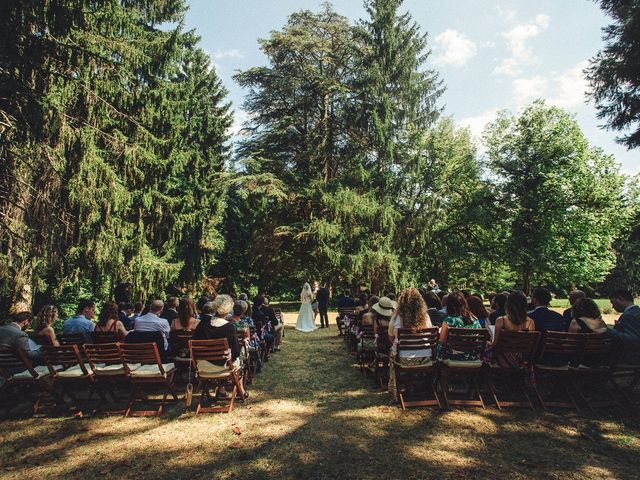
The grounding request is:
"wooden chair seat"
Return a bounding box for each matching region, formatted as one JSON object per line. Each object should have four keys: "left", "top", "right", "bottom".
{"left": 195, "top": 360, "right": 234, "bottom": 379}
{"left": 439, "top": 328, "right": 490, "bottom": 409}
{"left": 130, "top": 363, "right": 176, "bottom": 378}
{"left": 394, "top": 328, "right": 440, "bottom": 409}
{"left": 120, "top": 342, "right": 178, "bottom": 417}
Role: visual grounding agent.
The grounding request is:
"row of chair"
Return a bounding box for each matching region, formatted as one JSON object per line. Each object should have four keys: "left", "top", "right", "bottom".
{"left": 0, "top": 338, "right": 246, "bottom": 418}
{"left": 355, "top": 326, "right": 638, "bottom": 412}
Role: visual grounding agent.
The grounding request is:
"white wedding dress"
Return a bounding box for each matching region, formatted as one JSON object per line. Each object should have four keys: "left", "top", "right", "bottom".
{"left": 296, "top": 292, "right": 317, "bottom": 332}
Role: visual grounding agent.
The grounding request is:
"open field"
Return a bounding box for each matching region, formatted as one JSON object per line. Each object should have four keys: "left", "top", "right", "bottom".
{"left": 1, "top": 312, "right": 639, "bottom": 480}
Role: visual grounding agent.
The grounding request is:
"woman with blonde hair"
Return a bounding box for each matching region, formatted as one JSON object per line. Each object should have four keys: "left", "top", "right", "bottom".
{"left": 33, "top": 305, "right": 59, "bottom": 346}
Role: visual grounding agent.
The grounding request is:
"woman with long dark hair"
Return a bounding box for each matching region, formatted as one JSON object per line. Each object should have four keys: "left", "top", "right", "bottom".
{"left": 440, "top": 292, "right": 481, "bottom": 360}
{"left": 95, "top": 301, "right": 128, "bottom": 341}
{"left": 171, "top": 297, "right": 200, "bottom": 331}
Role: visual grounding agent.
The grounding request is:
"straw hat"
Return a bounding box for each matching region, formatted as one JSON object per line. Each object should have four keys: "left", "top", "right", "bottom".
{"left": 372, "top": 296, "right": 396, "bottom": 317}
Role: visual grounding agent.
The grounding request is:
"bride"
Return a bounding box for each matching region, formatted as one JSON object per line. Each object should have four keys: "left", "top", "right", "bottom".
{"left": 296, "top": 282, "right": 317, "bottom": 332}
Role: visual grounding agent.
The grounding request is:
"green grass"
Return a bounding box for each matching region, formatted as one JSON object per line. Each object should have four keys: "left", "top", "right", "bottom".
{"left": 2, "top": 314, "right": 640, "bottom": 479}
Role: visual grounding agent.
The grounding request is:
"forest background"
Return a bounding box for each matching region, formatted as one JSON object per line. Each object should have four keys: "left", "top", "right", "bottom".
{"left": 0, "top": 0, "right": 638, "bottom": 316}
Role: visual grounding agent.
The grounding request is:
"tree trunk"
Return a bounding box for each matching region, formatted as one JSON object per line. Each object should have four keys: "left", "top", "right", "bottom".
{"left": 523, "top": 266, "right": 532, "bottom": 296}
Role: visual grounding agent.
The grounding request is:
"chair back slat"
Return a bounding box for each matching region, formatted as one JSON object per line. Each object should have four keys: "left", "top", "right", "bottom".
{"left": 41, "top": 345, "right": 89, "bottom": 375}
{"left": 92, "top": 331, "right": 119, "bottom": 344}
{"left": 170, "top": 330, "right": 194, "bottom": 357}
{"left": 190, "top": 339, "right": 229, "bottom": 363}
{"left": 537, "top": 331, "right": 584, "bottom": 361}
{"left": 120, "top": 342, "right": 162, "bottom": 366}
{"left": 0, "top": 347, "right": 36, "bottom": 378}
{"left": 59, "top": 333, "right": 85, "bottom": 346}
{"left": 494, "top": 330, "right": 541, "bottom": 359}
{"left": 397, "top": 327, "right": 439, "bottom": 352}
{"left": 83, "top": 343, "right": 122, "bottom": 367}
{"left": 443, "top": 328, "right": 489, "bottom": 359}
{"left": 579, "top": 332, "right": 615, "bottom": 366}
{"left": 360, "top": 324, "right": 375, "bottom": 338}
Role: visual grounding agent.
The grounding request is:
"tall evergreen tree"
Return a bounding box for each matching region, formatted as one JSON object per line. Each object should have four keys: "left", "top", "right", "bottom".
{"left": 587, "top": 0, "right": 640, "bottom": 148}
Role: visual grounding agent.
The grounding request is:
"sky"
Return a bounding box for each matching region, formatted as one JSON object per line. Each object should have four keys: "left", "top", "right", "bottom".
{"left": 184, "top": 0, "right": 638, "bottom": 175}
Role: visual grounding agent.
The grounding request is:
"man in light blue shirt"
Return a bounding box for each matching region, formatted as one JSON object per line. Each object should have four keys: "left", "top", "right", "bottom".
{"left": 134, "top": 300, "right": 170, "bottom": 350}
{"left": 62, "top": 299, "right": 96, "bottom": 343}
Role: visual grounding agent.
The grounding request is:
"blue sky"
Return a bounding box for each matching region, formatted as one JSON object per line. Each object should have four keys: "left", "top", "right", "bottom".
{"left": 184, "top": 0, "right": 638, "bottom": 175}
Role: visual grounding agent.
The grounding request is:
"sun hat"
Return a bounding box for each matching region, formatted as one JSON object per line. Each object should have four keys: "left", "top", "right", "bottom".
{"left": 372, "top": 297, "right": 395, "bottom": 317}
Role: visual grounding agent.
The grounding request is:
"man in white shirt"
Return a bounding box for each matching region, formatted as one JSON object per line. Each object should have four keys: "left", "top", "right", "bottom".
{"left": 133, "top": 300, "right": 170, "bottom": 350}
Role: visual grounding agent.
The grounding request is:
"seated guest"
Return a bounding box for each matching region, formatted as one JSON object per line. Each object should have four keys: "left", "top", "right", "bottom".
{"left": 492, "top": 290, "right": 536, "bottom": 368}
{"left": 33, "top": 305, "right": 59, "bottom": 346}
{"left": 338, "top": 291, "right": 356, "bottom": 309}
{"left": 488, "top": 292, "right": 508, "bottom": 325}
{"left": 568, "top": 298, "right": 607, "bottom": 334}
{"left": 255, "top": 295, "right": 284, "bottom": 351}
{"left": 467, "top": 295, "right": 489, "bottom": 327}
{"left": 119, "top": 302, "right": 134, "bottom": 330}
{"left": 563, "top": 290, "right": 586, "bottom": 328}
{"left": 440, "top": 292, "right": 481, "bottom": 360}
{"left": 360, "top": 296, "right": 379, "bottom": 327}
{"left": 251, "top": 298, "right": 275, "bottom": 353}
{"left": 131, "top": 302, "right": 143, "bottom": 322}
{"left": 95, "top": 301, "right": 128, "bottom": 341}
{"left": 62, "top": 299, "right": 96, "bottom": 343}
{"left": 193, "top": 295, "right": 247, "bottom": 399}
{"left": 0, "top": 312, "right": 42, "bottom": 364}
{"left": 422, "top": 291, "right": 446, "bottom": 326}
{"left": 171, "top": 297, "right": 200, "bottom": 331}
{"left": 161, "top": 296, "right": 179, "bottom": 325}
{"left": 230, "top": 300, "right": 253, "bottom": 340}
{"left": 238, "top": 293, "right": 253, "bottom": 318}
{"left": 388, "top": 288, "right": 432, "bottom": 348}
{"left": 387, "top": 288, "right": 432, "bottom": 400}
{"left": 529, "top": 287, "right": 565, "bottom": 333}
{"left": 371, "top": 297, "right": 393, "bottom": 355}
{"left": 607, "top": 289, "right": 640, "bottom": 363}
{"left": 134, "top": 299, "right": 170, "bottom": 351}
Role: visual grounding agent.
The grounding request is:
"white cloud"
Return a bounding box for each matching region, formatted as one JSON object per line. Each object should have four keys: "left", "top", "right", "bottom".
{"left": 229, "top": 108, "right": 252, "bottom": 137}
{"left": 459, "top": 108, "right": 500, "bottom": 142}
{"left": 512, "top": 75, "right": 548, "bottom": 106}
{"left": 495, "top": 5, "right": 517, "bottom": 23}
{"left": 494, "top": 14, "right": 550, "bottom": 76}
{"left": 432, "top": 29, "right": 478, "bottom": 67}
{"left": 548, "top": 60, "right": 589, "bottom": 108}
{"left": 210, "top": 48, "right": 244, "bottom": 60}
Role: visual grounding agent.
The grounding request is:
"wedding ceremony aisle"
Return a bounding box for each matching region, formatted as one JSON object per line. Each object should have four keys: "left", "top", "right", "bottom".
{"left": 1, "top": 315, "right": 639, "bottom": 480}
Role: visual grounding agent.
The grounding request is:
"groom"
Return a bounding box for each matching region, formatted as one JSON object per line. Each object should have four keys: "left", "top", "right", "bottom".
{"left": 316, "top": 281, "right": 330, "bottom": 328}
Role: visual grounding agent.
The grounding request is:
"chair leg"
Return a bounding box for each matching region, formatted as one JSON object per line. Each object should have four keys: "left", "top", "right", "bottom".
{"left": 473, "top": 377, "right": 485, "bottom": 409}
{"left": 486, "top": 376, "right": 502, "bottom": 410}
{"left": 124, "top": 385, "right": 139, "bottom": 417}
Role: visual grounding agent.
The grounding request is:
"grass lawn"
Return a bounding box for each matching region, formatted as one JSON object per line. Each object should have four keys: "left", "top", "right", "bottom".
{"left": 2, "top": 313, "right": 640, "bottom": 479}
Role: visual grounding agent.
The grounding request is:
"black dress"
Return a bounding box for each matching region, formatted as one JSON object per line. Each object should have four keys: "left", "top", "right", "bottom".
{"left": 193, "top": 317, "right": 240, "bottom": 361}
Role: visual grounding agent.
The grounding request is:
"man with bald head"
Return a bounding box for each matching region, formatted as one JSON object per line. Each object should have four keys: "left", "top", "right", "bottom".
{"left": 563, "top": 290, "right": 586, "bottom": 329}
{"left": 133, "top": 299, "right": 170, "bottom": 350}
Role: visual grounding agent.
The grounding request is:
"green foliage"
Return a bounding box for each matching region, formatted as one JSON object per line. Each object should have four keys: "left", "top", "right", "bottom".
{"left": 0, "top": 1, "right": 231, "bottom": 311}
{"left": 587, "top": 0, "right": 640, "bottom": 148}
{"left": 485, "top": 100, "right": 627, "bottom": 293}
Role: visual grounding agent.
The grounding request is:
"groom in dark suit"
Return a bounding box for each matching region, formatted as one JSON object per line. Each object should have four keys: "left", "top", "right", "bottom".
{"left": 316, "top": 281, "right": 330, "bottom": 328}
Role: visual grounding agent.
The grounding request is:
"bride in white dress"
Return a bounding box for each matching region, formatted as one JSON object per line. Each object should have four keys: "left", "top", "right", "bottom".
{"left": 296, "top": 282, "right": 317, "bottom": 332}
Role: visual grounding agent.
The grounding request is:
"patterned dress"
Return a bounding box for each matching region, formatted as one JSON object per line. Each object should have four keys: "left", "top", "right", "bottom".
{"left": 442, "top": 315, "right": 482, "bottom": 361}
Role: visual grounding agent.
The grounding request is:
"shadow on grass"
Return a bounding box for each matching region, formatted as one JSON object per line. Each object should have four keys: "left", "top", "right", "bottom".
{"left": 1, "top": 327, "right": 640, "bottom": 479}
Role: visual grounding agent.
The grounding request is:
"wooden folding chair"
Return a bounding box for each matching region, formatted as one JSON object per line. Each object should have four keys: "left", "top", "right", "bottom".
{"left": 91, "top": 331, "right": 119, "bottom": 344}
{"left": 439, "top": 328, "right": 490, "bottom": 409}
{"left": 169, "top": 330, "right": 194, "bottom": 376}
{"left": 83, "top": 343, "right": 129, "bottom": 412}
{"left": 189, "top": 339, "right": 246, "bottom": 414}
{"left": 611, "top": 362, "right": 640, "bottom": 406}
{"left": 337, "top": 307, "right": 354, "bottom": 336}
{"left": 120, "top": 342, "right": 178, "bottom": 417}
{"left": 534, "top": 331, "right": 583, "bottom": 410}
{"left": 571, "top": 333, "right": 620, "bottom": 412}
{"left": 41, "top": 344, "right": 95, "bottom": 415}
{"left": 59, "top": 333, "right": 85, "bottom": 346}
{"left": 393, "top": 328, "right": 440, "bottom": 409}
{"left": 356, "top": 324, "right": 375, "bottom": 376}
{"left": 346, "top": 312, "right": 360, "bottom": 352}
{"left": 234, "top": 330, "right": 251, "bottom": 383}
{"left": 0, "top": 346, "right": 58, "bottom": 416}
{"left": 487, "top": 330, "right": 541, "bottom": 410}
